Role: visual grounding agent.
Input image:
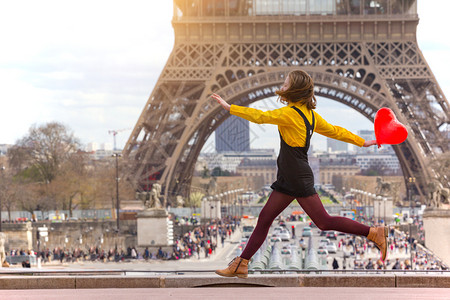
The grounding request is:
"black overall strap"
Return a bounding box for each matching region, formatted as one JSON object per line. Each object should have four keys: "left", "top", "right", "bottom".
{"left": 291, "top": 106, "right": 315, "bottom": 151}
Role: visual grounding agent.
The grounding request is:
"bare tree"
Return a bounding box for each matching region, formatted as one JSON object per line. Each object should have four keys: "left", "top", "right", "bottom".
{"left": 8, "top": 122, "right": 80, "bottom": 184}
{"left": 50, "top": 152, "right": 91, "bottom": 216}
{"left": 0, "top": 169, "right": 18, "bottom": 221}
{"left": 188, "top": 191, "right": 204, "bottom": 208}
{"left": 7, "top": 122, "right": 80, "bottom": 215}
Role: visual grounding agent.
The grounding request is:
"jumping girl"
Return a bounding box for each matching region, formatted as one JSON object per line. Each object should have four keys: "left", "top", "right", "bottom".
{"left": 211, "top": 70, "right": 388, "bottom": 278}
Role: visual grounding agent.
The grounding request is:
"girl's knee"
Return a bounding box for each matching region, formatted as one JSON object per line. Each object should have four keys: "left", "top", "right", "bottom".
{"left": 316, "top": 222, "right": 329, "bottom": 231}
{"left": 256, "top": 214, "right": 276, "bottom": 228}
{"left": 314, "top": 218, "right": 333, "bottom": 231}
{"left": 256, "top": 218, "right": 273, "bottom": 229}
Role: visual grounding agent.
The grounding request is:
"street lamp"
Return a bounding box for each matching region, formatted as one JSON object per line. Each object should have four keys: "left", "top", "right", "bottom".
{"left": 0, "top": 166, "right": 5, "bottom": 232}
{"left": 112, "top": 153, "right": 122, "bottom": 231}
{"left": 376, "top": 195, "right": 382, "bottom": 225}
{"left": 208, "top": 196, "right": 214, "bottom": 220}
{"left": 224, "top": 191, "right": 229, "bottom": 216}
{"left": 408, "top": 177, "right": 416, "bottom": 269}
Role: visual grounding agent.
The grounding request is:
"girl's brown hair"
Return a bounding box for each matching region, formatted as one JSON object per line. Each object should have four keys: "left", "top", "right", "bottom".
{"left": 275, "top": 70, "right": 317, "bottom": 109}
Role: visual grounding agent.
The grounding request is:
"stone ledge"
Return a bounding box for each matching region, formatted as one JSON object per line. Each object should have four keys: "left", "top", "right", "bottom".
{"left": 422, "top": 209, "right": 450, "bottom": 218}
{"left": 75, "top": 276, "right": 160, "bottom": 289}
{"left": 395, "top": 274, "right": 450, "bottom": 288}
{"left": 163, "top": 274, "right": 301, "bottom": 288}
{"left": 0, "top": 276, "right": 75, "bottom": 289}
{"left": 0, "top": 274, "right": 449, "bottom": 289}
{"left": 302, "top": 274, "right": 395, "bottom": 287}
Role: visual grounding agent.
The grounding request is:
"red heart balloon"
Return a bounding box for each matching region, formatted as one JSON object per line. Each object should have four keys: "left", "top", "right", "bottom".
{"left": 374, "top": 108, "right": 408, "bottom": 146}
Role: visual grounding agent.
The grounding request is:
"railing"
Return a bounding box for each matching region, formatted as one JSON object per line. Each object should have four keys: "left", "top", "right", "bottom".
{"left": 287, "top": 247, "right": 303, "bottom": 270}
{"left": 5, "top": 255, "right": 37, "bottom": 265}
{"left": 304, "top": 236, "right": 320, "bottom": 270}
{"left": 173, "top": 0, "right": 418, "bottom": 20}
{"left": 268, "top": 243, "right": 283, "bottom": 270}
{"left": 0, "top": 269, "right": 448, "bottom": 276}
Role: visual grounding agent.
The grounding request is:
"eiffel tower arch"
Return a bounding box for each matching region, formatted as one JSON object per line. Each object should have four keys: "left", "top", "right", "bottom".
{"left": 124, "top": 0, "right": 449, "bottom": 206}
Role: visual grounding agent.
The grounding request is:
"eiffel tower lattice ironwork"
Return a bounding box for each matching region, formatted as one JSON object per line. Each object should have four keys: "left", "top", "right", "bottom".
{"left": 124, "top": 0, "right": 449, "bottom": 206}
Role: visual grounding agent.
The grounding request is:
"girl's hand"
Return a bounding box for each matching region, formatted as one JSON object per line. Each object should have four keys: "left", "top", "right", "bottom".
{"left": 363, "top": 140, "right": 380, "bottom": 148}
{"left": 211, "top": 93, "right": 231, "bottom": 111}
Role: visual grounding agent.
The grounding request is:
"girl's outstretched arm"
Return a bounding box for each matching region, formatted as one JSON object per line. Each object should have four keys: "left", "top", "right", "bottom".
{"left": 211, "top": 93, "right": 230, "bottom": 111}
{"left": 363, "top": 140, "right": 378, "bottom": 147}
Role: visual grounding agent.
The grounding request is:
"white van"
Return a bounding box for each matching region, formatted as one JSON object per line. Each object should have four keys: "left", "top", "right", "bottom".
{"left": 242, "top": 225, "right": 255, "bottom": 238}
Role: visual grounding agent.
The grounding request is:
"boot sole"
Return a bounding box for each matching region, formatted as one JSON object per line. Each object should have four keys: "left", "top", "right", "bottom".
{"left": 381, "top": 226, "right": 389, "bottom": 261}
{"left": 215, "top": 271, "right": 248, "bottom": 278}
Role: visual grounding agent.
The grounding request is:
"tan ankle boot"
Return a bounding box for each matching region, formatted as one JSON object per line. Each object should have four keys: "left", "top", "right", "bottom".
{"left": 367, "top": 226, "right": 389, "bottom": 261}
{"left": 215, "top": 256, "right": 249, "bottom": 278}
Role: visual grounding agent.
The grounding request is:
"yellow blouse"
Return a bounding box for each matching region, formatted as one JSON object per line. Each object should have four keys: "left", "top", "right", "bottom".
{"left": 230, "top": 102, "right": 365, "bottom": 148}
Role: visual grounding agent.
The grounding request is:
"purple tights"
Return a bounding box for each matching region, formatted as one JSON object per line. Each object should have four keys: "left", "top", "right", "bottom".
{"left": 240, "top": 191, "right": 370, "bottom": 260}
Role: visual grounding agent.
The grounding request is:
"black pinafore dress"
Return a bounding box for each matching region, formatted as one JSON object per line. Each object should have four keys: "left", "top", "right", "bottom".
{"left": 270, "top": 106, "right": 316, "bottom": 198}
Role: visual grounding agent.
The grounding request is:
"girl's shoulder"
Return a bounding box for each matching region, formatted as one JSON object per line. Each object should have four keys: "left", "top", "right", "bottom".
{"left": 289, "top": 103, "right": 315, "bottom": 116}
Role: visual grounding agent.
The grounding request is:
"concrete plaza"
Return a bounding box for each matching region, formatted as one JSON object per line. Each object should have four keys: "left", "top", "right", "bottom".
{"left": 0, "top": 287, "right": 449, "bottom": 300}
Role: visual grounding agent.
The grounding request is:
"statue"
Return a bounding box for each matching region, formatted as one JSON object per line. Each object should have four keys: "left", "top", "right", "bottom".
{"left": 0, "top": 232, "right": 9, "bottom": 268}
{"left": 176, "top": 195, "right": 185, "bottom": 208}
{"left": 376, "top": 177, "right": 392, "bottom": 196}
{"left": 428, "top": 179, "right": 450, "bottom": 208}
{"left": 206, "top": 177, "right": 217, "bottom": 196}
{"left": 143, "top": 183, "right": 163, "bottom": 209}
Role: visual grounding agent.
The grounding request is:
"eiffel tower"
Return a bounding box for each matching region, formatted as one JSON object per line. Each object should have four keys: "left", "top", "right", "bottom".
{"left": 124, "top": 0, "right": 449, "bottom": 206}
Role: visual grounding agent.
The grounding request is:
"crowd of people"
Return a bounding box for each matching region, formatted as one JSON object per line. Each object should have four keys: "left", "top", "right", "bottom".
{"left": 6, "top": 216, "right": 241, "bottom": 265}
{"left": 156, "top": 216, "right": 240, "bottom": 260}
{"left": 331, "top": 225, "right": 447, "bottom": 270}
{"left": 5, "top": 211, "right": 447, "bottom": 271}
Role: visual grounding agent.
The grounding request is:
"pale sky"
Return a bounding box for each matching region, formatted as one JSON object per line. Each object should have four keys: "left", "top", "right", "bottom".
{"left": 0, "top": 0, "right": 448, "bottom": 152}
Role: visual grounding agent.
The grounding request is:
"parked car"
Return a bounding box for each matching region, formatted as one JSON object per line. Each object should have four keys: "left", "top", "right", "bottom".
{"left": 272, "top": 227, "right": 283, "bottom": 234}
{"left": 326, "top": 231, "right": 338, "bottom": 240}
{"left": 279, "top": 229, "right": 291, "bottom": 241}
{"left": 302, "top": 227, "right": 312, "bottom": 237}
{"left": 326, "top": 242, "right": 337, "bottom": 254}
{"left": 317, "top": 247, "right": 328, "bottom": 255}
{"left": 243, "top": 225, "right": 255, "bottom": 238}
{"left": 281, "top": 246, "right": 292, "bottom": 255}
{"left": 319, "top": 238, "right": 331, "bottom": 247}
{"left": 270, "top": 234, "right": 282, "bottom": 243}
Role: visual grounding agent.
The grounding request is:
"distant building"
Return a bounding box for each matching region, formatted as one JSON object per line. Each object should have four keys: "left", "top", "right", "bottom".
{"left": 327, "top": 137, "right": 348, "bottom": 153}
{"left": 357, "top": 130, "right": 378, "bottom": 154}
{"left": 315, "top": 153, "right": 360, "bottom": 185}
{"left": 216, "top": 116, "right": 250, "bottom": 152}
{"left": 309, "top": 155, "right": 320, "bottom": 186}
{"left": 89, "top": 149, "right": 114, "bottom": 160}
{"left": 355, "top": 153, "right": 400, "bottom": 173}
{"left": 198, "top": 149, "right": 277, "bottom": 173}
{"left": 86, "top": 142, "right": 113, "bottom": 152}
{"left": 236, "top": 158, "right": 277, "bottom": 186}
{"left": 0, "top": 144, "right": 12, "bottom": 156}
{"left": 86, "top": 142, "right": 100, "bottom": 152}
